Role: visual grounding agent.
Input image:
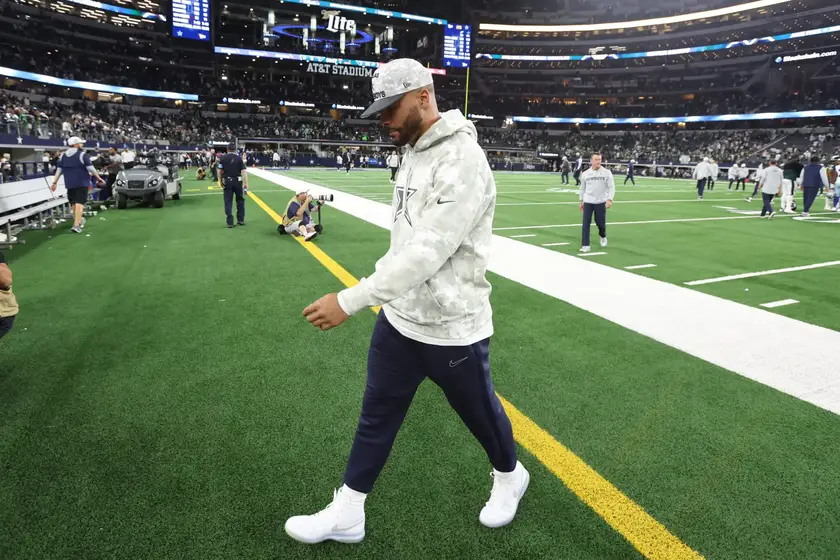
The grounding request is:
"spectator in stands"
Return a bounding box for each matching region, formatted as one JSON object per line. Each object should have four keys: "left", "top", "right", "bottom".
{"left": 50, "top": 136, "right": 105, "bottom": 234}
{"left": 0, "top": 250, "right": 17, "bottom": 341}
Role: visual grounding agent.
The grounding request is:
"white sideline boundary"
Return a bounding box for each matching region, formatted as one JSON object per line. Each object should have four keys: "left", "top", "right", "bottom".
{"left": 686, "top": 261, "right": 840, "bottom": 285}
{"left": 492, "top": 213, "right": 834, "bottom": 231}
{"left": 250, "top": 168, "right": 840, "bottom": 415}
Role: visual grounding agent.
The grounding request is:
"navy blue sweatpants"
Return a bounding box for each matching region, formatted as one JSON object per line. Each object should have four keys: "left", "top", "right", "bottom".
{"left": 697, "top": 178, "right": 707, "bottom": 198}
{"left": 343, "top": 311, "right": 518, "bottom": 494}
{"left": 803, "top": 187, "right": 820, "bottom": 213}
{"left": 0, "top": 314, "right": 15, "bottom": 340}
{"left": 581, "top": 202, "right": 607, "bottom": 247}
{"left": 223, "top": 178, "right": 245, "bottom": 226}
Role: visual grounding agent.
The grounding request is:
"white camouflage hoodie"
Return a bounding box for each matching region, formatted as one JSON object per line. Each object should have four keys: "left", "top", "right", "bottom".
{"left": 337, "top": 109, "right": 496, "bottom": 346}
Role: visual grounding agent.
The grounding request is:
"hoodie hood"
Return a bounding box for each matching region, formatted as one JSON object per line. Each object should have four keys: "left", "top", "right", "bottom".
{"left": 63, "top": 147, "right": 81, "bottom": 158}
{"left": 414, "top": 109, "right": 476, "bottom": 152}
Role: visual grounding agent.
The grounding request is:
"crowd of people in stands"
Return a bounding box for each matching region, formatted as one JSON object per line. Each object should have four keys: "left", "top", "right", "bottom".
{"left": 1, "top": 88, "right": 836, "bottom": 163}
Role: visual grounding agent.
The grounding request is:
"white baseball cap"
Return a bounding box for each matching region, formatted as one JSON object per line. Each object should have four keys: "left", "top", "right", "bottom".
{"left": 360, "top": 58, "right": 434, "bottom": 119}
{"left": 67, "top": 136, "right": 85, "bottom": 146}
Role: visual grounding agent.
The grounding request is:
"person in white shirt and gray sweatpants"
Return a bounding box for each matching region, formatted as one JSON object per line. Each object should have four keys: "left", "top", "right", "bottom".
{"left": 757, "top": 159, "right": 783, "bottom": 219}
{"left": 579, "top": 153, "right": 616, "bottom": 252}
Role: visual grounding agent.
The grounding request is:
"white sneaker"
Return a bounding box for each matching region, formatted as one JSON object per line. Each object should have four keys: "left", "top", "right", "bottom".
{"left": 769, "top": 212, "right": 775, "bottom": 220}
{"left": 285, "top": 486, "right": 366, "bottom": 544}
{"left": 580, "top": 246, "right": 591, "bottom": 253}
{"left": 600, "top": 237, "right": 608, "bottom": 248}
{"left": 304, "top": 231, "right": 318, "bottom": 242}
{"left": 80, "top": 217, "right": 87, "bottom": 228}
{"left": 802, "top": 212, "right": 810, "bottom": 217}
{"left": 479, "top": 461, "right": 530, "bottom": 528}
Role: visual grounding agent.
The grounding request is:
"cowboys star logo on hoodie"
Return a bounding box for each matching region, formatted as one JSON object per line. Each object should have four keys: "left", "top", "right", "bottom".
{"left": 394, "top": 183, "right": 417, "bottom": 225}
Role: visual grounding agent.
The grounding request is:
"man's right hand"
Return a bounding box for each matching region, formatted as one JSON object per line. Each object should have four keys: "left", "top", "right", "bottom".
{"left": 50, "top": 182, "right": 57, "bottom": 192}
{"left": 579, "top": 201, "right": 584, "bottom": 211}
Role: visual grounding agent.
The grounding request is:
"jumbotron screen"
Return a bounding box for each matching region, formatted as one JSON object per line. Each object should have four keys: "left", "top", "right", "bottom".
{"left": 172, "top": 0, "right": 210, "bottom": 41}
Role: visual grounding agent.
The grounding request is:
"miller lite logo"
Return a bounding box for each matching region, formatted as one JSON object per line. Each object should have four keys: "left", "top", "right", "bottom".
{"left": 322, "top": 10, "right": 356, "bottom": 34}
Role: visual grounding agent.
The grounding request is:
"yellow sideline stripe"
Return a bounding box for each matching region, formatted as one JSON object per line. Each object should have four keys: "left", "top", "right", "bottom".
{"left": 499, "top": 394, "right": 703, "bottom": 560}
{"left": 247, "top": 188, "right": 703, "bottom": 560}
{"left": 247, "top": 191, "right": 381, "bottom": 314}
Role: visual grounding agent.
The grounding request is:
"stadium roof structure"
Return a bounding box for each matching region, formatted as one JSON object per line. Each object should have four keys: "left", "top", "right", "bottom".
{"left": 479, "top": 0, "right": 790, "bottom": 33}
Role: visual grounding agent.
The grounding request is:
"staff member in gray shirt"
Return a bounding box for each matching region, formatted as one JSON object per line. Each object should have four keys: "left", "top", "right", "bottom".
{"left": 758, "top": 159, "right": 783, "bottom": 219}
{"left": 578, "top": 153, "right": 616, "bottom": 252}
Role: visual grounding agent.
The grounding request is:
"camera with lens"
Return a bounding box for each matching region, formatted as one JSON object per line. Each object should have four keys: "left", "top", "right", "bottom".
{"left": 314, "top": 194, "right": 334, "bottom": 202}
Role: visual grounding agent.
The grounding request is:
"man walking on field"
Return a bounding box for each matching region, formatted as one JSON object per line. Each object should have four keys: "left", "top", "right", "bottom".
{"left": 579, "top": 153, "right": 615, "bottom": 253}
{"left": 286, "top": 58, "right": 528, "bottom": 544}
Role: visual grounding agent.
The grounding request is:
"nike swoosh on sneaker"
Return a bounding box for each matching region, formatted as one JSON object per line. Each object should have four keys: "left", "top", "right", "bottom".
{"left": 437, "top": 199, "right": 455, "bottom": 205}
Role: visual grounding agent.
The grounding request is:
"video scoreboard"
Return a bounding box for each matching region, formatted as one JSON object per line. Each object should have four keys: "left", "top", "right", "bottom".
{"left": 172, "top": 0, "right": 210, "bottom": 41}
{"left": 443, "top": 24, "right": 472, "bottom": 68}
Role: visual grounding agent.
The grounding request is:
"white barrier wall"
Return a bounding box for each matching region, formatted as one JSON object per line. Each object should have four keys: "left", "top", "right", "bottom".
{"left": 0, "top": 176, "right": 67, "bottom": 218}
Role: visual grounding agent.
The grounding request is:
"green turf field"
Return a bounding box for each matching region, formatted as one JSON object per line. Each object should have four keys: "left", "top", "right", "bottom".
{"left": 1, "top": 171, "right": 839, "bottom": 560}
{"left": 281, "top": 169, "right": 840, "bottom": 331}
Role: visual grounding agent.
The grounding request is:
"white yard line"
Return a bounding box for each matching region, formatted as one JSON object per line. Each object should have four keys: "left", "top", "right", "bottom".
{"left": 579, "top": 252, "right": 607, "bottom": 257}
{"left": 509, "top": 234, "right": 537, "bottom": 238}
{"left": 625, "top": 264, "right": 658, "bottom": 270}
{"left": 496, "top": 198, "right": 735, "bottom": 206}
{"left": 686, "top": 261, "right": 840, "bottom": 286}
{"left": 493, "top": 213, "right": 834, "bottom": 231}
{"left": 252, "top": 168, "right": 840, "bottom": 416}
{"left": 760, "top": 299, "right": 800, "bottom": 309}
{"left": 542, "top": 242, "right": 570, "bottom": 247}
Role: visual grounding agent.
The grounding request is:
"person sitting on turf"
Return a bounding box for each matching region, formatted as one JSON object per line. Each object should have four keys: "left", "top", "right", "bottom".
{"left": 196, "top": 166, "right": 207, "bottom": 180}
{"left": 282, "top": 188, "right": 322, "bottom": 242}
{"left": 0, "top": 250, "right": 18, "bottom": 341}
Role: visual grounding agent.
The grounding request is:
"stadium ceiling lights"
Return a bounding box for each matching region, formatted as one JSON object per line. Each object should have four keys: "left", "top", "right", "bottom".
{"left": 0, "top": 65, "right": 197, "bottom": 101}
{"left": 275, "top": 0, "right": 446, "bottom": 25}
{"left": 214, "top": 47, "right": 448, "bottom": 74}
{"left": 214, "top": 46, "right": 380, "bottom": 68}
{"left": 512, "top": 110, "right": 840, "bottom": 125}
{"left": 476, "top": 24, "right": 840, "bottom": 62}
{"left": 62, "top": 0, "right": 166, "bottom": 21}
{"left": 479, "top": 0, "right": 789, "bottom": 33}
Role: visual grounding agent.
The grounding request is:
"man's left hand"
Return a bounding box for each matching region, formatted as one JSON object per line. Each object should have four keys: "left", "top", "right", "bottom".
{"left": 303, "top": 293, "right": 349, "bottom": 331}
{"left": 606, "top": 199, "right": 613, "bottom": 209}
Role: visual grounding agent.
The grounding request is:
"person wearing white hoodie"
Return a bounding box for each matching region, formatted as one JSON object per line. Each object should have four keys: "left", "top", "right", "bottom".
{"left": 693, "top": 157, "right": 712, "bottom": 200}
{"left": 386, "top": 150, "right": 400, "bottom": 182}
{"left": 288, "top": 59, "right": 527, "bottom": 545}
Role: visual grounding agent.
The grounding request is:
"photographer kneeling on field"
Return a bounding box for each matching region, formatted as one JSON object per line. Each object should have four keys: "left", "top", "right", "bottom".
{"left": 282, "top": 188, "right": 322, "bottom": 242}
